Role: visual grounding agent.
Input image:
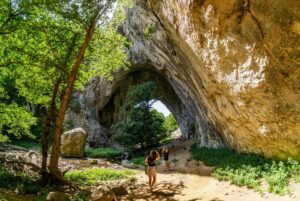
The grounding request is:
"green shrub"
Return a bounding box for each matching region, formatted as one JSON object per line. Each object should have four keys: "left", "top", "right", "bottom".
{"left": 143, "top": 24, "right": 157, "bottom": 40}
{"left": 131, "top": 156, "right": 145, "bottom": 166}
{"left": 190, "top": 144, "right": 300, "bottom": 195}
{"left": 65, "top": 168, "right": 134, "bottom": 186}
{"left": 163, "top": 114, "right": 178, "bottom": 135}
{"left": 85, "top": 147, "right": 121, "bottom": 159}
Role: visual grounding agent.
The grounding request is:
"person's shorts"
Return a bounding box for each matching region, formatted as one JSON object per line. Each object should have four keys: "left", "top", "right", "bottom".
{"left": 164, "top": 160, "right": 169, "bottom": 167}
{"left": 147, "top": 166, "right": 156, "bottom": 177}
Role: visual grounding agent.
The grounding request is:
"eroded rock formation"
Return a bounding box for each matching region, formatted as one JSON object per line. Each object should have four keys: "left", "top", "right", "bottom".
{"left": 67, "top": 0, "right": 300, "bottom": 159}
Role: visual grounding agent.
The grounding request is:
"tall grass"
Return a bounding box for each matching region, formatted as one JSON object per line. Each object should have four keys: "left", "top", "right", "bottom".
{"left": 190, "top": 144, "right": 300, "bottom": 195}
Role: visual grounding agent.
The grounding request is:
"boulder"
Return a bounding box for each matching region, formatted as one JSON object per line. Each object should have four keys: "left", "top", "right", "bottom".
{"left": 60, "top": 127, "right": 87, "bottom": 158}
{"left": 121, "top": 160, "right": 133, "bottom": 168}
{"left": 46, "top": 192, "right": 70, "bottom": 201}
{"left": 90, "top": 186, "right": 117, "bottom": 201}
{"left": 170, "top": 128, "right": 182, "bottom": 139}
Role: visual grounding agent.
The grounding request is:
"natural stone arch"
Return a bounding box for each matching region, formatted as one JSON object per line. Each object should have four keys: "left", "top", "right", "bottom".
{"left": 66, "top": 64, "right": 226, "bottom": 149}
{"left": 98, "top": 68, "right": 196, "bottom": 140}
{"left": 67, "top": 0, "right": 299, "bottom": 159}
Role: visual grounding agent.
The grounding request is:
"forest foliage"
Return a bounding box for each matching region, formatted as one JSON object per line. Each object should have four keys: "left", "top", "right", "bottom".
{"left": 0, "top": 0, "right": 131, "bottom": 143}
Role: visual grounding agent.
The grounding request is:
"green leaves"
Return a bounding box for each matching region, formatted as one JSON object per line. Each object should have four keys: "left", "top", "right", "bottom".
{"left": 190, "top": 144, "right": 300, "bottom": 195}
{"left": 0, "top": 0, "right": 131, "bottom": 142}
{"left": 0, "top": 103, "right": 36, "bottom": 142}
{"left": 163, "top": 114, "right": 178, "bottom": 135}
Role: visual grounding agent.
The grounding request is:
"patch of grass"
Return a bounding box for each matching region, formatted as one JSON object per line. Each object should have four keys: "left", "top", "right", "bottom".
{"left": 190, "top": 144, "right": 300, "bottom": 195}
{"left": 65, "top": 168, "right": 135, "bottom": 186}
{"left": 85, "top": 147, "right": 121, "bottom": 159}
{"left": 10, "top": 140, "right": 41, "bottom": 151}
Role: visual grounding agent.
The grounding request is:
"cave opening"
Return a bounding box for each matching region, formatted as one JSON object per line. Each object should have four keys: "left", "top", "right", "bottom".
{"left": 97, "top": 69, "right": 194, "bottom": 148}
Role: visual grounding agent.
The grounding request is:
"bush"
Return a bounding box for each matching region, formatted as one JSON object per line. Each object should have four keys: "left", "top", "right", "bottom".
{"left": 143, "top": 24, "right": 157, "bottom": 40}
{"left": 131, "top": 156, "right": 146, "bottom": 166}
{"left": 190, "top": 144, "right": 300, "bottom": 195}
{"left": 85, "top": 147, "right": 121, "bottom": 159}
{"left": 163, "top": 114, "right": 178, "bottom": 135}
{"left": 65, "top": 168, "right": 134, "bottom": 186}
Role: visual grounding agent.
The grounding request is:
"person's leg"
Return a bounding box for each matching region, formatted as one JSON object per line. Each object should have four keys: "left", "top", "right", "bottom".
{"left": 151, "top": 169, "right": 157, "bottom": 188}
{"left": 152, "top": 175, "right": 156, "bottom": 188}
{"left": 166, "top": 161, "right": 170, "bottom": 171}
{"left": 147, "top": 167, "right": 152, "bottom": 189}
{"left": 148, "top": 175, "right": 152, "bottom": 189}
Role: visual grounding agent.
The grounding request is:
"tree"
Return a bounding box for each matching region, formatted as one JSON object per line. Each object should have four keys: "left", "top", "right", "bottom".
{"left": 0, "top": 103, "right": 36, "bottom": 142}
{"left": 0, "top": 0, "right": 131, "bottom": 180}
{"left": 164, "top": 114, "right": 179, "bottom": 135}
{"left": 113, "top": 81, "right": 166, "bottom": 151}
{"left": 48, "top": 0, "right": 131, "bottom": 177}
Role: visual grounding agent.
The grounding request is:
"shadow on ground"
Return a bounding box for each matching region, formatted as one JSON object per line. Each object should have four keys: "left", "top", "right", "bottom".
{"left": 118, "top": 180, "right": 185, "bottom": 201}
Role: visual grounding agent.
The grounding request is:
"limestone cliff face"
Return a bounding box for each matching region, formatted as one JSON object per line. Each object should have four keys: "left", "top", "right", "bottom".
{"left": 69, "top": 0, "right": 300, "bottom": 159}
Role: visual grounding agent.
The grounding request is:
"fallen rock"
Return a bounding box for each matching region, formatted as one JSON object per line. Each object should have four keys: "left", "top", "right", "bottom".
{"left": 90, "top": 186, "right": 117, "bottom": 201}
{"left": 121, "top": 160, "right": 133, "bottom": 168}
{"left": 60, "top": 127, "right": 87, "bottom": 158}
{"left": 90, "top": 159, "right": 98, "bottom": 165}
{"left": 46, "top": 192, "right": 70, "bottom": 201}
{"left": 111, "top": 186, "right": 127, "bottom": 196}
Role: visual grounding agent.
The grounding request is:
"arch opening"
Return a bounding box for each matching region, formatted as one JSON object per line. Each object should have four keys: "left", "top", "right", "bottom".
{"left": 98, "top": 69, "right": 194, "bottom": 143}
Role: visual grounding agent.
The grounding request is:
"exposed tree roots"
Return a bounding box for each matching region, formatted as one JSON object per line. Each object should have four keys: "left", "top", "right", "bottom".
{"left": 0, "top": 157, "right": 78, "bottom": 190}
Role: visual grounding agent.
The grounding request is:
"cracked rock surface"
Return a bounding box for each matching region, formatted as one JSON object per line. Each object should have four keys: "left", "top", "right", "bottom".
{"left": 67, "top": 0, "right": 300, "bottom": 159}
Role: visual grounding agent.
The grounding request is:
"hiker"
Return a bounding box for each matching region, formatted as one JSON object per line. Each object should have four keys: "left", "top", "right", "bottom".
{"left": 145, "top": 150, "right": 160, "bottom": 190}
{"left": 162, "top": 147, "right": 170, "bottom": 172}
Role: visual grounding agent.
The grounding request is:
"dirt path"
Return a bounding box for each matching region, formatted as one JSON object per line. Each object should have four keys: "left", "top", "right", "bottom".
{"left": 119, "top": 142, "right": 300, "bottom": 201}
{"left": 1, "top": 143, "right": 299, "bottom": 201}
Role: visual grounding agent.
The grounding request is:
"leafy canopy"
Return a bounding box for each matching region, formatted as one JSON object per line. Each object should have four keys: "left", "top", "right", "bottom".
{"left": 0, "top": 0, "right": 131, "bottom": 142}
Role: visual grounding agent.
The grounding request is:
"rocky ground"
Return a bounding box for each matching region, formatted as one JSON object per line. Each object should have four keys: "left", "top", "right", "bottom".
{"left": 117, "top": 142, "right": 300, "bottom": 201}
{"left": 1, "top": 142, "right": 300, "bottom": 201}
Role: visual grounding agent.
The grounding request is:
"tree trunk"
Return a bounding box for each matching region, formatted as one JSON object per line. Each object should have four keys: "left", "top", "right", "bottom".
{"left": 41, "top": 78, "right": 61, "bottom": 183}
{"left": 49, "top": 18, "right": 98, "bottom": 177}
